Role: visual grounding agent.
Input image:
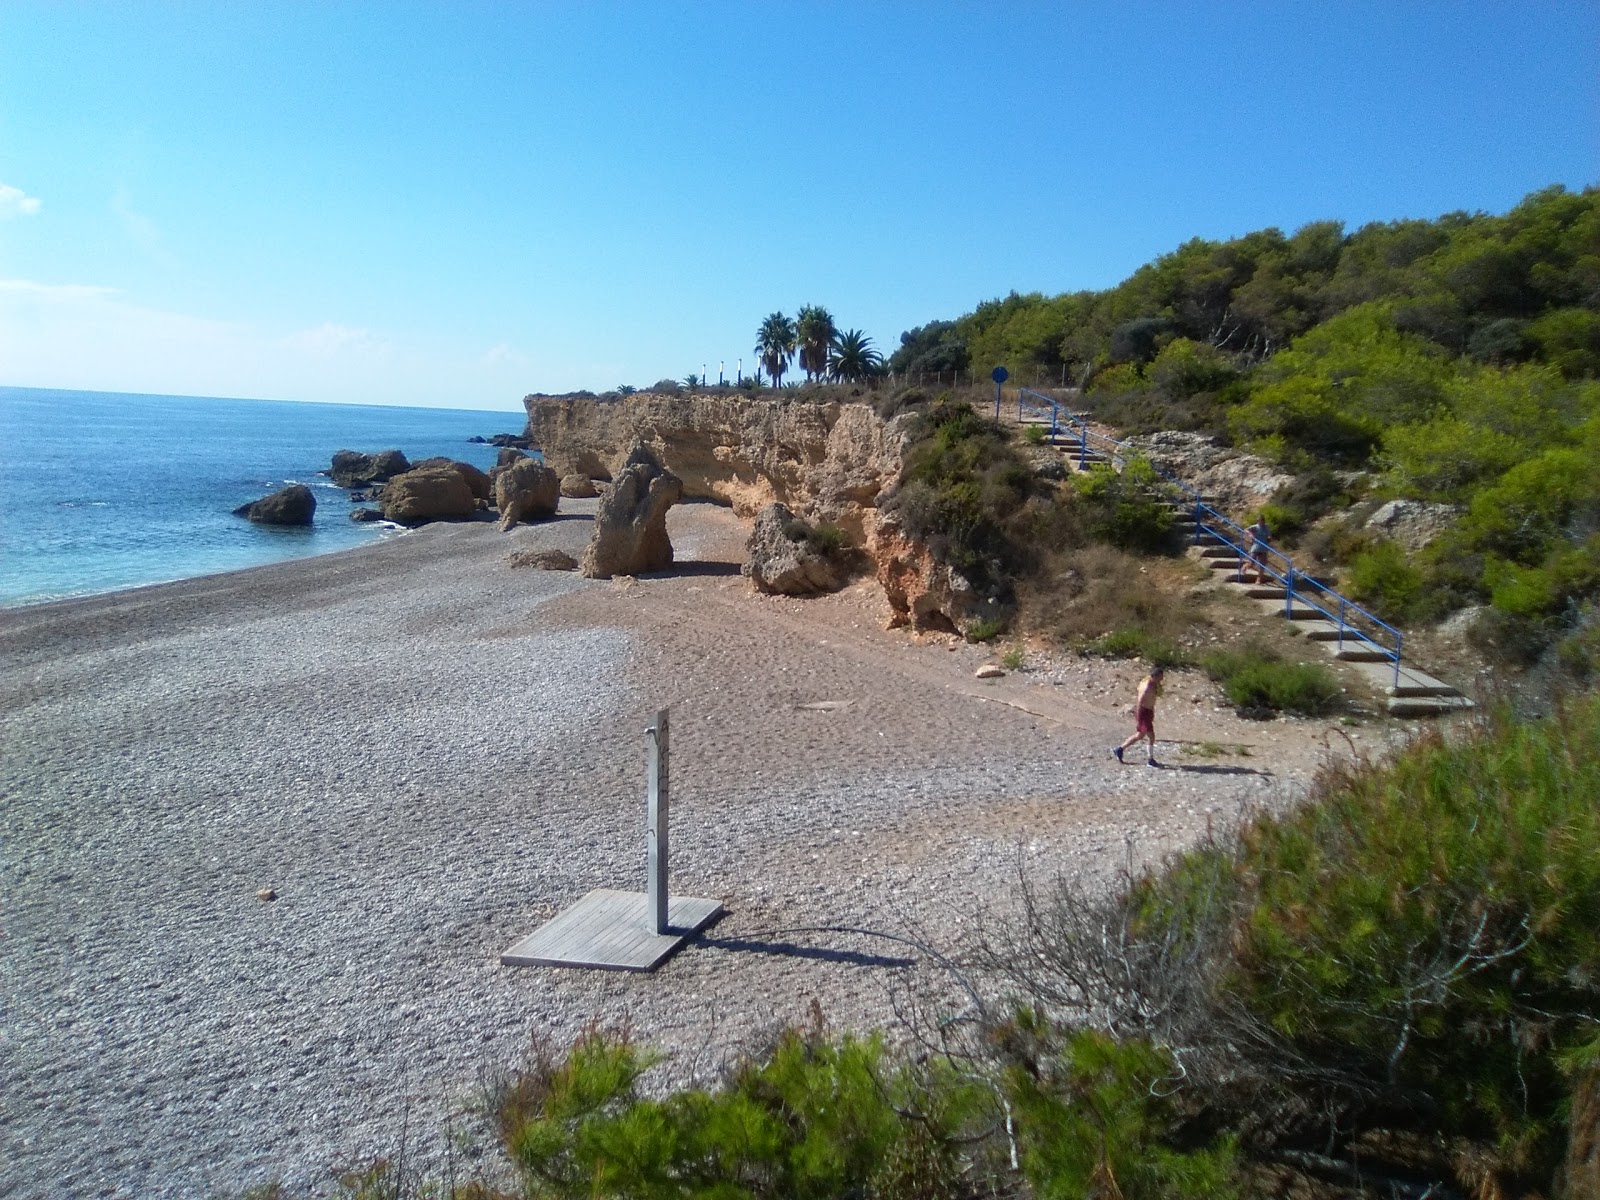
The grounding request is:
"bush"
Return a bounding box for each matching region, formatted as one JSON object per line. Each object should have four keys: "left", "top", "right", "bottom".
{"left": 1072, "top": 457, "right": 1177, "bottom": 554}
{"left": 1085, "top": 628, "right": 1190, "bottom": 668}
{"left": 1221, "top": 699, "right": 1600, "bottom": 1189}
{"left": 1201, "top": 644, "right": 1340, "bottom": 714}
{"left": 966, "top": 616, "right": 1007, "bottom": 643}
{"left": 1345, "top": 538, "right": 1426, "bottom": 623}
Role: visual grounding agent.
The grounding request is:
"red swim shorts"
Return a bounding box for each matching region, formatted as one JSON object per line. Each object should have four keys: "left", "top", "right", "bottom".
{"left": 1135, "top": 707, "right": 1155, "bottom": 738}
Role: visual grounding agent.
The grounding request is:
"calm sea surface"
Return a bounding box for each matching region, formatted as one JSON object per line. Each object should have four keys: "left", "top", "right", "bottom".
{"left": 0, "top": 387, "right": 527, "bottom": 607}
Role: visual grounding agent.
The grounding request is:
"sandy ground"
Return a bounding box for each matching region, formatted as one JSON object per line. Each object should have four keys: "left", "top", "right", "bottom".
{"left": 0, "top": 501, "right": 1388, "bottom": 1198}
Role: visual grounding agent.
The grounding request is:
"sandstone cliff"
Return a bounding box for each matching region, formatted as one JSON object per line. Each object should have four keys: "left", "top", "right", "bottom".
{"left": 522, "top": 392, "right": 908, "bottom": 538}
{"left": 521, "top": 391, "right": 994, "bottom": 633}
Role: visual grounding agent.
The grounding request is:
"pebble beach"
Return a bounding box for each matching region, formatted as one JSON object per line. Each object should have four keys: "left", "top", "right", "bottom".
{"left": 1, "top": 500, "right": 1361, "bottom": 1198}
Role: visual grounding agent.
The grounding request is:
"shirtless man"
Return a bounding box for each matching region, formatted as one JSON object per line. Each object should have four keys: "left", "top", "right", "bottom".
{"left": 1113, "top": 665, "right": 1164, "bottom": 767}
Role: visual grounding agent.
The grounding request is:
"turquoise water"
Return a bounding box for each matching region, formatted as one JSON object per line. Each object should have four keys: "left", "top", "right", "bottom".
{"left": 0, "top": 387, "right": 526, "bottom": 607}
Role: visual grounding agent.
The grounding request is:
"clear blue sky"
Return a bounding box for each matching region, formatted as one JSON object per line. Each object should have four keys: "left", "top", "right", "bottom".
{"left": 2, "top": 2, "right": 1595, "bottom": 411}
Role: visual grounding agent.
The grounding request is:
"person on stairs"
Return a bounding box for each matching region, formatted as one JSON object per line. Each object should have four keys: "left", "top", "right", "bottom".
{"left": 1242, "top": 514, "right": 1272, "bottom": 585}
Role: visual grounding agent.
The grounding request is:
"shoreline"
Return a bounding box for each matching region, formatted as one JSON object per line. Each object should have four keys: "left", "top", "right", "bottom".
{"left": 1, "top": 503, "right": 1359, "bottom": 1197}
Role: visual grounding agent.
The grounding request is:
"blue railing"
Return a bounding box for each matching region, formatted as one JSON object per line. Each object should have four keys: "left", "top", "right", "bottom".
{"left": 1015, "top": 388, "right": 1404, "bottom": 686}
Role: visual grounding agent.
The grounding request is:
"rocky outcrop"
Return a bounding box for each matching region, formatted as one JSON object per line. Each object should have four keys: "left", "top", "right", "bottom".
{"left": 560, "top": 473, "right": 599, "bottom": 499}
{"left": 869, "top": 512, "right": 1007, "bottom": 635}
{"left": 1363, "top": 499, "right": 1459, "bottom": 553}
{"left": 580, "top": 445, "right": 683, "bottom": 579}
{"left": 1123, "top": 431, "right": 1294, "bottom": 519}
{"left": 329, "top": 449, "right": 410, "bottom": 488}
{"left": 349, "top": 508, "right": 384, "bottom": 523}
{"left": 379, "top": 465, "right": 478, "bottom": 524}
{"left": 496, "top": 447, "right": 529, "bottom": 468}
{"left": 414, "top": 457, "right": 492, "bottom": 503}
{"left": 495, "top": 459, "right": 561, "bottom": 530}
{"left": 523, "top": 392, "right": 909, "bottom": 537}
{"left": 233, "top": 484, "right": 316, "bottom": 526}
{"left": 745, "top": 503, "right": 846, "bottom": 595}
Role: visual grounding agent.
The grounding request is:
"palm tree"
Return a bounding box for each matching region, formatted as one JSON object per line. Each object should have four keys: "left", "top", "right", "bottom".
{"left": 828, "top": 329, "right": 884, "bottom": 382}
{"left": 795, "top": 305, "right": 837, "bottom": 383}
{"left": 755, "top": 312, "right": 796, "bottom": 390}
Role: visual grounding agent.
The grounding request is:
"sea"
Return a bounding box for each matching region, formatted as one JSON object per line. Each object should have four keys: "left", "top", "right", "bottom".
{"left": 0, "top": 386, "right": 527, "bottom": 608}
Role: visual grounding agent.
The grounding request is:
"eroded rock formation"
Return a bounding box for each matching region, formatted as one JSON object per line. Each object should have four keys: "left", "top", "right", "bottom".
{"left": 414, "top": 457, "right": 492, "bottom": 504}
{"left": 869, "top": 512, "right": 1006, "bottom": 635}
{"left": 580, "top": 444, "right": 683, "bottom": 579}
{"left": 745, "top": 503, "right": 846, "bottom": 596}
{"left": 524, "top": 391, "right": 908, "bottom": 537}
{"left": 495, "top": 459, "right": 561, "bottom": 530}
{"left": 380, "top": 465, "right": 478, "bottom": 524}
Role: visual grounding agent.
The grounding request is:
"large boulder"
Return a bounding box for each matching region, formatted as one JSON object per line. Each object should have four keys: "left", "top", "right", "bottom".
{"left": 561, "top": 473, "right": 600, "bottom": 498}
{"left": 580, "top": 445, "right": 683, "bottom": 579}
{"left": 496, "top": 447, "right": 529, "bottom": 468}
{"left": 1363, "top": 499, "right": 1459, "bottom": 553}
{"left": 379, "top": 466, "right": 477, "bottom": 524}
{"left": 869, "top": 511, "right": 1008, "bottom": 635}
{"left": 495, "top": 459, "right": 562, "bottom": 530}
{"left": 745, "top": 503, "right": 846, "bottom": 595}
{"left": 329, "top": 449, "right": 410, "bottom": 488}
{"left": 412, "top": 457, "right": 492, "bottom": 503}
{"left": 232, "top": 484, "right": 316, "bottom": 526}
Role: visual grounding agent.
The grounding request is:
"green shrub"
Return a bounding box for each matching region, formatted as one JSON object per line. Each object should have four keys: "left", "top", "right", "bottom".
{"left": 1072, "top": 457, "right": 1177, "bottom": 554}
{"left": 966, "top": 616, "right": 1007, "bottom": 643}
{"left": 1221, "top": 699, "right": 1600, "bottom": 1188}
{"left": 1201, "top": 644, "right": 1339, "bottom": 714}
{"left": 1345, "top": 538, "right": 1427, "bottom": 623}
{"left": 1002, "top": 1021, "right": 1240, "bottom": 1200}
{"left": 492, "top": 1024, "right": 999, "bottom": 1200}
{"left": 1085, "top": 628, "right": 1190, "bottom": 668}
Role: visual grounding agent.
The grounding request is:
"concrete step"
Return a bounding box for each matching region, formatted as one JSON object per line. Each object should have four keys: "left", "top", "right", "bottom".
{"left": 1236, "top": 585, "right": 1289, "bottom": 600}
{"left": 1333, "top": 647, "right": 1397, "bottom": 663}
{"left": 1386, "top": 694, "right": 1477, "bottom": 717}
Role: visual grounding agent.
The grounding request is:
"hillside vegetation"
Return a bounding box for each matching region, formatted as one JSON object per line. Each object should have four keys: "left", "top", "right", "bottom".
{"left": 889, "top": 186, "right": 1600, "bottom": 684}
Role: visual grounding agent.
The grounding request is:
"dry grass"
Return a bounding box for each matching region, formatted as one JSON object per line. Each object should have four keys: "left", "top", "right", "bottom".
{"left": 1019, "top": 543, "right": 1214, "bottom": 654}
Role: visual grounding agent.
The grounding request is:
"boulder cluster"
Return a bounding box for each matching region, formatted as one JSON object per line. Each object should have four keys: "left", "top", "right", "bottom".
{"left": 227, "top": 440, "right": 691, "bottom": 580}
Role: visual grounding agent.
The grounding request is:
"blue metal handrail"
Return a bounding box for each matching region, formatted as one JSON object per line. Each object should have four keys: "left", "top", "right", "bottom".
{"left": 1015, "top": 387, "right": 1404, "bottom": 686}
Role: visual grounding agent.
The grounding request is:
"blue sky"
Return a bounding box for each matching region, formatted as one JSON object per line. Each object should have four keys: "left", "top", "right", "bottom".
{"left": 1, "top": 3, "right": 1595, "bottom": 412}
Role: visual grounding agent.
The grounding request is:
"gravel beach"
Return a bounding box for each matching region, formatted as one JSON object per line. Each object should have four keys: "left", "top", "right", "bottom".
{"left": 1, "top": 501, "right": 1367, "bottom": 1197}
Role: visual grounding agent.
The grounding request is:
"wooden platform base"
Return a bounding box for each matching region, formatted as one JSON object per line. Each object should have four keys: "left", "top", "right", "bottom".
{"left": 502, "top": 889, "right": 725, "bottom": 972}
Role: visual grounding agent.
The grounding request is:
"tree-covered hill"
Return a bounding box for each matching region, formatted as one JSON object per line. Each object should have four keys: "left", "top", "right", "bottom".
{"left": 890, "top": 185, "right": 1600, "bottom": 682}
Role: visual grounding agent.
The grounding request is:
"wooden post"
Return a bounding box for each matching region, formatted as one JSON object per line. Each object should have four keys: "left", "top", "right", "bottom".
{"left": 646, "top": 708, "right": 669, "bottom": 934}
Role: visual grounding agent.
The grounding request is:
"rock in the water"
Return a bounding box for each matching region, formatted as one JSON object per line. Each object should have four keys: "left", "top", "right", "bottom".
{"left": 412, "top": 457, "right": 493, "bottom": 503}
{"left": 560, "top": 473, "right": 599, "bottom": 499}
{"left": 232, "top": 484, "right": 316, "bottom": 526}
{"left": 489, "top": 432, "right": 530, "bottom": 448}
{"left": 349, "top": 508, "right": 384, "bottom": 523}
{"left": 746, "top": 503, "right": 846, "bottom": 595}
{"left": 329, "top": 449, "right": 410, "bottom": 488}
{"left": 495, "top": 459, "right": 562, "bottom": 530}
{"left": 507, "top": 548, "right": 579, "bottom": 571}
{"left": 379, "top": 466, "right": 478, "bottom": 524}
{"left": 580, "top": 444, "right": 683, "bottom": 579}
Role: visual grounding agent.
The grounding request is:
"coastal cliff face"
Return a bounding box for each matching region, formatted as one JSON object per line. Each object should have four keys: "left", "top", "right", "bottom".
{"left": 522, "top": 391, "right": 989, "bottom": 632}
{"left": 522, "top": 392, "right": 907, "bottom": 536}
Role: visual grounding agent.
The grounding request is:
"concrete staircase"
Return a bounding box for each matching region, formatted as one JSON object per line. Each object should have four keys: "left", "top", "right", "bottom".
{"left": 1012, "top": 400, "right": 1474, "bottom": 718}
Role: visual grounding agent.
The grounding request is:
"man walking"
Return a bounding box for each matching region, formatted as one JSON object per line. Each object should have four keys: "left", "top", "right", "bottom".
{"left": 1113, "top": 665, "right": 1165, "bottom": 767}
{"left": 1242, "top": 514, "right": 1272, "bottom": 585}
